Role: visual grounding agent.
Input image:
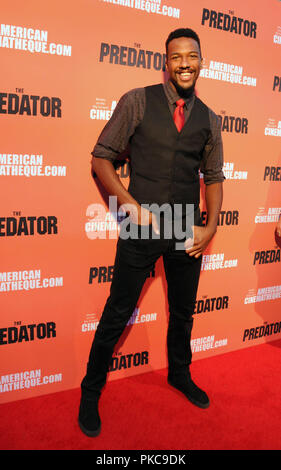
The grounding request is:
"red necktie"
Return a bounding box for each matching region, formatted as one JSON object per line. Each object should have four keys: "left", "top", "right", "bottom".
{"left": 173, "top": 99, "right": 185, "bottom": 132}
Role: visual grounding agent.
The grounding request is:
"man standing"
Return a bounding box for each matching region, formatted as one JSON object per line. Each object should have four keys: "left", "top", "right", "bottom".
{"left": 79, "top": 28, "right": 224, "bottom": 437}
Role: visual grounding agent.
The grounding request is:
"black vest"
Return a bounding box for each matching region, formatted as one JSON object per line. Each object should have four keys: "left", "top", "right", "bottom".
{"left": 128, "top": 84, "right": 211, "bottom": 210}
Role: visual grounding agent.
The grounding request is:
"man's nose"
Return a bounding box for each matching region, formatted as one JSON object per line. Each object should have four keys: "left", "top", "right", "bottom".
{"left": 179, "top": 57, "right": 191, "bottom": 68}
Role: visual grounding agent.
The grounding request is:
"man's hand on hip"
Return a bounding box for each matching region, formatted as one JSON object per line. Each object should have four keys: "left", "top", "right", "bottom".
{"left": 184, "top": 225, "right": 216, "bottom": 258}
{"left": 127, "top": 204, "right": 160, "bottom": 235}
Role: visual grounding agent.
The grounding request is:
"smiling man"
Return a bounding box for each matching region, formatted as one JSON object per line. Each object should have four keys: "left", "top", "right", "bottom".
{"left": 166, "top": 32, "right": 202, "bottom": 93}
{"left": 78, "top": 28, "right": 225, "bottom": 437}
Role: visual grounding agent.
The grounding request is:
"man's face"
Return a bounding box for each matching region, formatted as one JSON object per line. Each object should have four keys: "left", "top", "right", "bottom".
{"left": 165, "top": 37, "right": 202, "bottom": 93}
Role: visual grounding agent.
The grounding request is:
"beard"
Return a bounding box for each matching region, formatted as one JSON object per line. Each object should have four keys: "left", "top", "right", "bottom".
{"left": 171, "top": 79, "right": 195, "bottom": 98}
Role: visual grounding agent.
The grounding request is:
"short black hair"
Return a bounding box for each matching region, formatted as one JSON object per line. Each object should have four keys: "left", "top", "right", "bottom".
{"left": 165, "top": 28, "right": 202, "bottom": 56}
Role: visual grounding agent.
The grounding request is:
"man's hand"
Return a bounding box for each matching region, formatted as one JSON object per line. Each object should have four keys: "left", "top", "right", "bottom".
{"left": 92, "top": 158, "right": 160, "bottom": 235}
{"left": 184, "top": 225, "right": 216, "bottom": 258}
{"left": 185, "top": 182, "right": 223, "bottom": 258}
{"left": 129, "top": 205, "right": 160, "bottom": 235}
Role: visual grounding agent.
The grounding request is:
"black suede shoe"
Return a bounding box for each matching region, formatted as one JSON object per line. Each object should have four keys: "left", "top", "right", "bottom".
{"left": 168, "top": 378, "right": 210, "bottom": 409}
{"left": 78, "top": 396, "right": 101, "bottom": 437}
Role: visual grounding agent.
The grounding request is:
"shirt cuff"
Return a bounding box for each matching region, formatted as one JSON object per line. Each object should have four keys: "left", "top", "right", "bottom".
{"left": 203, "top": 169, "right": 226, "bottom": 185}
{"left": 91, "top": 143, "right": 117, "bottom": 162}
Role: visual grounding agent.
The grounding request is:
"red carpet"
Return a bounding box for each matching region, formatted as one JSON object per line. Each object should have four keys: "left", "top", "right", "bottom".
{"left": 1, "top": 340, "right": 281, "bottom": 451}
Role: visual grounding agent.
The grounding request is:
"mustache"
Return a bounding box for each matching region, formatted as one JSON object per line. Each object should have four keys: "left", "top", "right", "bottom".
{"left": 177, "top": 67, "right": 193, "bottom": 71}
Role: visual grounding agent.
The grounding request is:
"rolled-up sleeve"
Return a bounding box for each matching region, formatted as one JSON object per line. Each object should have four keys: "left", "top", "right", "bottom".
{"left": 92, "top": 88, "right": 145, "bottom": 162}
{"left": 200, "top": 109, "right": 225, "bottom": 185}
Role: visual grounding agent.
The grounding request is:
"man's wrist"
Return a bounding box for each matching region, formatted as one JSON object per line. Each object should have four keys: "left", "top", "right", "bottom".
{"left": 205, "top": 221, "right": 217, "bottom": 235}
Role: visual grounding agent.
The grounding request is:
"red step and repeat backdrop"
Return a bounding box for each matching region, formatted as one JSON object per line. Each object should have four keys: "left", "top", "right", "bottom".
{"left": 1, "top": 0, "right": 280, "bottom": 404}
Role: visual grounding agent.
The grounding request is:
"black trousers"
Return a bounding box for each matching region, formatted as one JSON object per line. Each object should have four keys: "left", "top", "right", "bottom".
{"left": 81, "top": 215, "right": 203, "bottom": 399}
